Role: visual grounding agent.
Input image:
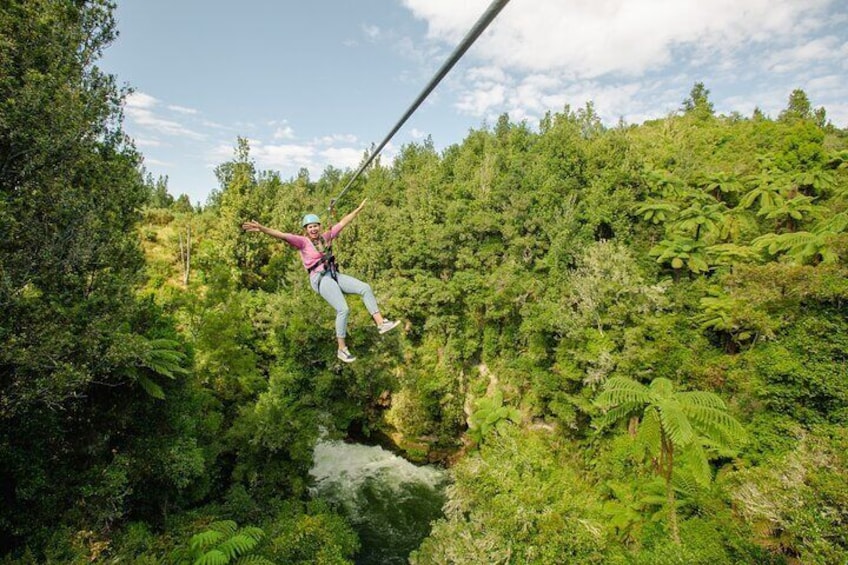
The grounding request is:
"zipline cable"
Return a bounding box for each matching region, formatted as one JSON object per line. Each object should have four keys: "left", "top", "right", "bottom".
{"left": 329, "top": 0, "right": 511, "bottom": 212}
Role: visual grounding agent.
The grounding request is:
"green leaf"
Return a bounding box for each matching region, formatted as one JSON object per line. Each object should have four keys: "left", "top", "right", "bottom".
{"left": 195, "top": 550, "right": 229, "bottom": 565}
{"left": 137, "top": 375, "right": 165, "bottom": 400}
{"left": 190, "top": 531, "right": 225, "bottom": 552}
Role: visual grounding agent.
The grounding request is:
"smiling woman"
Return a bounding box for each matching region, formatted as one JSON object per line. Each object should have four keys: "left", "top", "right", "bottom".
{"left": 242, "top": 199, "right": 400, "bottom": 363}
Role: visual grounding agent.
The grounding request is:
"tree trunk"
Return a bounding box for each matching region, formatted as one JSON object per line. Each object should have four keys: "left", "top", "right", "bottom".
{"left": 663, "top": 435, "right": 680, "bottom": 544}
{"left": 179, "top": 224, "right": 191, "bottom": 286}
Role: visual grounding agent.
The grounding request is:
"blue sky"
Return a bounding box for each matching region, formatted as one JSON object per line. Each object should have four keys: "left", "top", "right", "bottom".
{"left": 101, "top": 0, "right": 848, "bottom": 206}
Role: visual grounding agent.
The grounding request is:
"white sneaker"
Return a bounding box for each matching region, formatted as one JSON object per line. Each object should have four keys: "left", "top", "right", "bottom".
{"left": 377, "top": 320, "right": 400, "bottom": 334}
{"left": 337, "top": 348, "right": 356, "bottom": 363}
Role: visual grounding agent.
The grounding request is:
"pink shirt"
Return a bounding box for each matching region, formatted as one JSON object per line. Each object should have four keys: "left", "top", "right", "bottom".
{"left": 279, "top": 222, "right": 343, "bottom": 273}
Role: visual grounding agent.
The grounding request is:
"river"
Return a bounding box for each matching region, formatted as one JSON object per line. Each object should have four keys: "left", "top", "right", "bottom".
{"left": 309, "top": 439, "right": 448, "bottom": 564}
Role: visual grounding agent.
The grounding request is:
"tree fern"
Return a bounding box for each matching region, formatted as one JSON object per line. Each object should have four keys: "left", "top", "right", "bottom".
{"left": 676, "top": 442, "right": 712, "bottom": 489}
{"left": 142, "top": 338, "right": 189, "bottom": 379}
{"left": 182, "top": 521, "right": 268, "bottom": 565}
{"left": 752, "top": 212, "right": 847, "bottom": 264}
{"left": 128, "top": 336, "right": 190, "bottom": 399}
{"left": 593, "top": 375, "right": 746, "bottom": 544}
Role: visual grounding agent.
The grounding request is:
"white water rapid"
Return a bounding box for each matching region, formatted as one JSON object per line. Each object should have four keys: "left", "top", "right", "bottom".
{"left": 309, "top": 439, "right": 448, "bottom": 564}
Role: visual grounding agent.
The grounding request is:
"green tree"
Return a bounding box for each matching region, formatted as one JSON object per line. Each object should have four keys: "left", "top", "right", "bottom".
{"left": 778, "top": 88, "right": 814, "bottom": 122}
{"left": 147, "top": 174, "right": 175, "bottom": 208}
{"left": 681, "top": 82, "right": 715, "bottom": 119}
{"left": 760, "top": 194, "right": 819, "bottom": 232}
{"left": 594, "top": 377, "right": 746, "bottom": 544}
{"left": 752, "top": 212, "right": 847, "bottom": 265}
{"left": 0, "top": 0, "right": 201, "bottom": 552}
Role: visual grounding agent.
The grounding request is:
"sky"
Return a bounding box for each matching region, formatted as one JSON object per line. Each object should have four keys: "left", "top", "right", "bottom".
{"left": 100, "top": 0, "right": 848, "bottom": 206}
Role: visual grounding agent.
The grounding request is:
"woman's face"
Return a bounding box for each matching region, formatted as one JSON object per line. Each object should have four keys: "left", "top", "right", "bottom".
{"left": 304, "top": 222, "right": 321, "bottom": 238}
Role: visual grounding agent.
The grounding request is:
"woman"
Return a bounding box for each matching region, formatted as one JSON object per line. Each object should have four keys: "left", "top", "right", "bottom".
{"left": 242, "top": 199, "right": 399, "bottom": 363}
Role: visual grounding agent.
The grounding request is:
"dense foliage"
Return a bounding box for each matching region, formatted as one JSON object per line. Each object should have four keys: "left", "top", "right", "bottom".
{"left": 2, "top": 1, "right": 848, "bottom": 563}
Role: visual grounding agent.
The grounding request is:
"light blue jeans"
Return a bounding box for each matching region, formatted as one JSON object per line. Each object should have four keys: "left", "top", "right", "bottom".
{"left": 310, "top": 272, "right": 379, "bottom": 338}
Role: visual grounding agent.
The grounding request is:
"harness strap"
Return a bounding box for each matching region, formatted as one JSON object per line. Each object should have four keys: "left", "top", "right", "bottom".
{"left": 307, "top": 236, "right": 339, "bottom": 287}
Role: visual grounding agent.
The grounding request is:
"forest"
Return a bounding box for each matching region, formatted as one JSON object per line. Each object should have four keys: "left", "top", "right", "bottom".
{"left": 2, "top": 1, "right": 847, "bottom": 564}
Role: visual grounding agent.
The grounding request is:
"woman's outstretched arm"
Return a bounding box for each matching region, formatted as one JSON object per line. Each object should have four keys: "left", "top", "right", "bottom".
{"left": 242, "top": 220, "right": 293, "bottom": 242}
{"left": 334, "top": 199, "right": 367, "bottom": 232}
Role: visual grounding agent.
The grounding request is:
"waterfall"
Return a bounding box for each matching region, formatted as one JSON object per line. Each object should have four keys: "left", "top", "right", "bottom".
{"left": 309, "top": 439, "right": 448, "bottom": 564}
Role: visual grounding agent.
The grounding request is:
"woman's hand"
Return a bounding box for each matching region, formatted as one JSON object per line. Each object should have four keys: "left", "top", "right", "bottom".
{"left": 242, "top": 219, "right": 263, "bottom": 232}
{"left": 355, "top": 199, "right": 367, "bottom": 214}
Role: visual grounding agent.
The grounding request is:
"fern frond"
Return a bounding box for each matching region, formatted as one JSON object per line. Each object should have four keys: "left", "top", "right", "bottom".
{"left": 194, "top": 550, "right": 228, "bottom": 565}
{"left": 217, "top": 534, "right": 258, "bottom": 561}
{"left": 678, "top": 442, "right": 712, "bottom": 488}
{"left": 817, "top": 211, "right": 848, "bottom": 233}
{"left": 190, "top": 530, "right": 225, "bottom": 552}
{"left": 137, "top": 375, "right": 165, "bottom": 400}
{"left": 634, "top": 408, "right": 661, "bottom": 454}
{"left": 211, "top": 520, "right": 238, "bottom": 535}
{"left": 143, "top": 338, "right": 189, "bottom": 379}
{"left": 593, "top": 403, "right": 639, "bottom": 431}
{"left": 648, "top": 378, "right": 675, "bottom": 399}
{"left": 238, "top": 527, "right": 264, "bottom": 542}
{"left": 671, "top": 469, "right": 701, "bottom": 497}
{"left": 677, "top": 391, "right": 726, "bottom": 410}
{"left": 685, "top": 406, "right": 747, "bottom": 449}
{"left": 594, "top": 377, "right": 650, "bottom": 408}
{"left": 656, "top": 399, "right": 695, "bottom": 447}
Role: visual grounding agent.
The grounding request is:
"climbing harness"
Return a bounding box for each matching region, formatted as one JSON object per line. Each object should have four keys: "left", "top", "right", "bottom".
{"left": 326, "top": 0, "right": 511, "bottom": 214}
{"left": 306, "top": 205, "right": 341, "bottom": 292}
{"left": 307, "top": 235, "right": 339, "bottom": 291}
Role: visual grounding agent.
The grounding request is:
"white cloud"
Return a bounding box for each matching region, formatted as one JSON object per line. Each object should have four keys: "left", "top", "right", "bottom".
{"left": 410, "top": 128, "right": 426, "bottom": 139}
{"left": 167, "top": 104, "right": 198, "bottom": 115}
{"left": 455, "top": 82, "right": 506, "bottom": 115}
{"left": 398, "top": 0, "right": 844, "bottom": 130}
{"left": 133, "top": 137, "right": 163, "bottom": 148}
{"left": 273, "top": 125, "right": 296, "bottom": 139}
{"left": 805, "top": 74, "right": 843, "bottom": 94}
{"left": 255, "top": 144, "right": 316, "bottom": 167}
{"left": 362, "top": 24, "right": 381, "bottom": 40}
{"left": 125, "top": 91, "right": 157, "bottom": 109}
{"left": 201, "top": 119, "right": 230, "bottom": 130}
{"left": 766, "top": 36, "right": 844, "bottom": 73}
{"left": 320, "top": 147, "right": 365, "bottom": 169}
{"left": 824, "top": 102, "right": 848, "bottom": 128}
{"left": 124, "top": 91, "right": 205, "bottom": 140}
{"left": 403, "top": 0, "right": 834, "bottom": 78}
{"left": 317, "top": 133, "right": 359, "bottom": 145}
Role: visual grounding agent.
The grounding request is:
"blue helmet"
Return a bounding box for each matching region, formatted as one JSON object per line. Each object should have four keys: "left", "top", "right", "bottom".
{"left": 301, "top": 213, "right": 321, "bottom": 227}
